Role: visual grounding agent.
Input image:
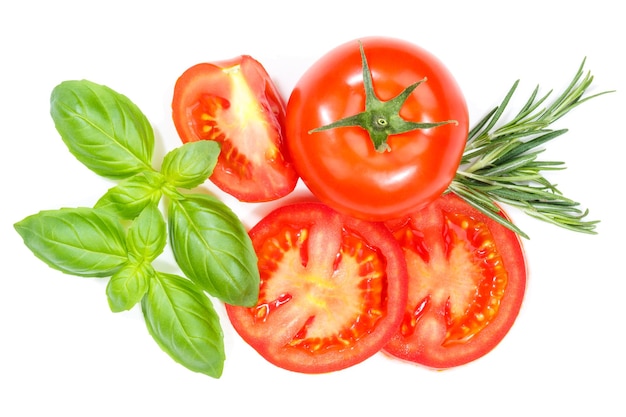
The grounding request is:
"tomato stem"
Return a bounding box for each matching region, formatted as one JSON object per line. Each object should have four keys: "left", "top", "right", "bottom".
{"left": 309, "top": 41, "right": 457, "bottom": 153}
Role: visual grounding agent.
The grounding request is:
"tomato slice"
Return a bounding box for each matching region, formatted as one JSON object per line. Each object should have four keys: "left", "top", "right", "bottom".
{"left": 172, "top": 55, "right": 298, "bottom": 202}
{"left": 382, "top": 193, "right": 527, "bottom": 369}
{"left": 225, "top": 202, "right": 408, "bottom": 374}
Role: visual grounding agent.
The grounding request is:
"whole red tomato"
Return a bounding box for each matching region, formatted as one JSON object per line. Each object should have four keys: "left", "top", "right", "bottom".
{"left": 286, "top": 37, "right": 469, "bottom": 221}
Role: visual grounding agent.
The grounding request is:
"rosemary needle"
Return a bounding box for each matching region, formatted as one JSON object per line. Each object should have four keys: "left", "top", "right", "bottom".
{"left": 447, "top": 59, "right": 614, "bottom": 239}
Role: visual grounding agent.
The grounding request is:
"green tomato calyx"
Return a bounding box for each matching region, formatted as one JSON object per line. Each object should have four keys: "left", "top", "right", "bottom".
{"left": 309, "top": 41, "right": 457, "bottom": 153}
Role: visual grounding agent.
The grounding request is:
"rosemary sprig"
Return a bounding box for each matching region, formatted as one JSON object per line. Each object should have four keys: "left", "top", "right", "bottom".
{"left": 447, "top": 59, "right": 613, "bottom": 239}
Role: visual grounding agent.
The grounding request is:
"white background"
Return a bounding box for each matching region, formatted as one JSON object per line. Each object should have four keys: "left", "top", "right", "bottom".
{"left": 1, "top": 1, "right": 624, "bottom": 416}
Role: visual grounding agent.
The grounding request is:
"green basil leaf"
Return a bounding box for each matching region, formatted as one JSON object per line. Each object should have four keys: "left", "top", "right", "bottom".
{"left": 126, "top": 204, "right": 166, "bottom": 262}
{"left": 50, "top": 80, "right": 154, "bottom": 180}
{"left": 14, "top": 207, "right": 127, "bottom": 277}
{"left": 107, "top": 262, "right": 152, "bottom": 312}
{"left": 168, "top": 193, "right": 259, "bottom": 306}
{"left": 161, "top": 141, "right": 220, "bottom": 189}
{"left": 142, "top": 272, "right": 224, "bottom": 378}
{"left": 95, "top": 171, "right": 164, "bottom": 219}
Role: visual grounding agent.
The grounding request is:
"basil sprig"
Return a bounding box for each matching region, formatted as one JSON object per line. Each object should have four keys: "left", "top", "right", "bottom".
{"left": 14, "top": 80, "right": 260, "bottom": 378}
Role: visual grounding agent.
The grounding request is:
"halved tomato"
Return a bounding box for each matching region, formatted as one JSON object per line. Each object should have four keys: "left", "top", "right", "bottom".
{"left": 383, "top": 193, "right": 527, "bottom": 369}
{"left": 225, "top": 202, "right": 408, "bottom": 374}
{"left": 172, "top": 55, "right": 298, "bottom": 202}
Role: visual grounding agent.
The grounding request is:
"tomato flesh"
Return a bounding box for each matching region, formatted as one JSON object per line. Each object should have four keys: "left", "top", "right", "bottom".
{"left": 383, "top": 193, "right": 526, "bottom": 369}
{"left": 226, "top": 202, "right": 408, "bottom": 374}
{"left": 172, "top": 55, "right": 298, "bottom": 202}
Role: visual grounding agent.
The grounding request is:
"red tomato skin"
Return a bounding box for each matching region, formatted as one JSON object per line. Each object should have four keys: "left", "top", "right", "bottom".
{"left": 286, "top": 37, "right": 469, "bottom": 221}
{"left": 383, "top": 193, "right": 527, "bottom": 369}
{"left": 225, "top": 201, "right": 409, "bottom": 374}
{"left": 172, "top": 55, "right": 298, "bottom": 202}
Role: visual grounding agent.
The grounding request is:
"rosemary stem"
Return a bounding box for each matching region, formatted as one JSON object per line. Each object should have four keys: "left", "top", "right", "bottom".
{"left": 448, "top": 58, "right": 613, "bottom": 238}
